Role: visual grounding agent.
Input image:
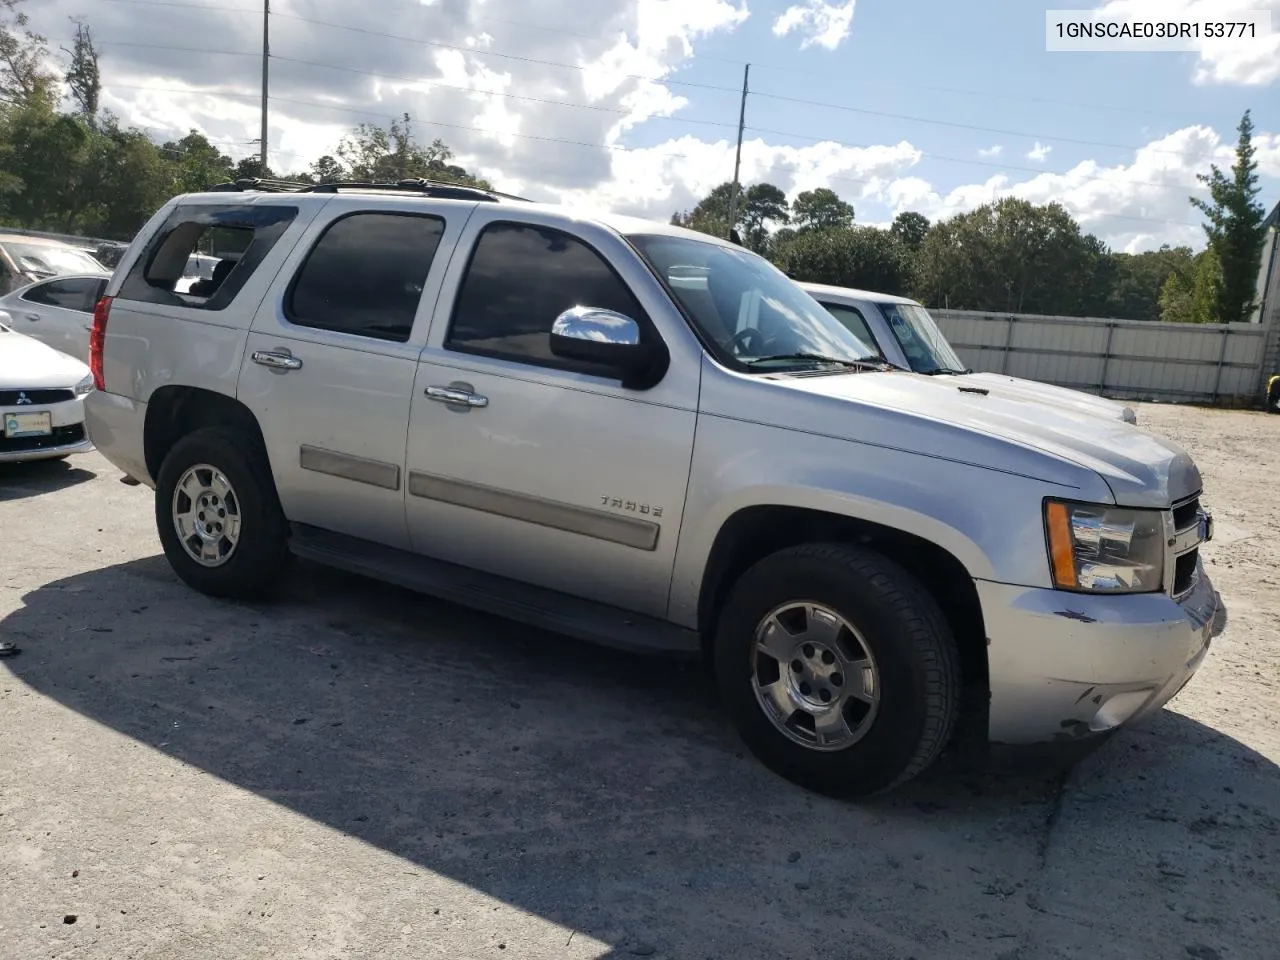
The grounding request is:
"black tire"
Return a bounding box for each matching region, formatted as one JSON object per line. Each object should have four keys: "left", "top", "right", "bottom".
{"left": 713, "top": 542, "right": 961, "bottom": 798}
{"left": 154, "top": 427, "right": 290, "bottom": 600}
{"left": 1267, "top": 378, "right": 1280, "bottom": 414}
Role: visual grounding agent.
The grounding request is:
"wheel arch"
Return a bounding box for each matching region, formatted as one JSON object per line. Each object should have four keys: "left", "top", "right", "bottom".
{"left": 143, "top": 385, "right": 267, "bottom": 481}
{"left": 695, "top": 504, "right": 989, "bottom": 695}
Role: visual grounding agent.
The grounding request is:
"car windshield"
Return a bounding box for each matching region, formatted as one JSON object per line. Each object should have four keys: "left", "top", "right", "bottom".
{"left": 4, "top": 242, "right": 106, "bottom": 279}
{"left": 878, "top": 302, "right": 967, "bottom": 374}
{"left": 627, "top": 233, "right": 881, "bottom": 370}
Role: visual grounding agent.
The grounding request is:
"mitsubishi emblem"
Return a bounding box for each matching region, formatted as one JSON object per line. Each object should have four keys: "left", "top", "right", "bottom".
{"left": 15, "top": 391, "right": 31, "bottom": 405}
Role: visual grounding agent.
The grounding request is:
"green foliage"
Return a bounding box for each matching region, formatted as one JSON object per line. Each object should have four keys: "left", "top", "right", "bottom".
{"left": 1189, "top": 110, "right": 1268, "bottom": 323}
{"left": 773, "top": 226, "right": 911, "bottom": 295}
{"left": 911, "top": 198, "right": 1103, "bottom": 315}
{"left": 1103, "top": 246, "right": 1196, "bottom": 321}
{"left": 0, "top": 0, "right": 56, "bottom": 109}
{"left": 335, "top": 114, "right": 491, "bottom": 188}
{"left": 792, "top": 188, "right": 854, "bottom": 231}
{"left": 889, "top": 211, "right": 930, "bottom": 250}
{"left": 1158, "top": 248, "right": 1223, "bottom": 323}
{"left": 62, "top": 20, "right": 100, "bottom": 122}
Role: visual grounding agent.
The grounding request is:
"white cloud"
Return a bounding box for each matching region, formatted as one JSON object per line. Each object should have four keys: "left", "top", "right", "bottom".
{"left": 1027, "top": 142, "right": 1053, "bottom": 162}
{"left": 978, "top": 145, "right": 1003, "bottom": 158}
{"left": 1092, "top": 0, "right": 1280, "bottom": 85}
{"left": 772, "top": 0, "right": 857, "bottom": 51}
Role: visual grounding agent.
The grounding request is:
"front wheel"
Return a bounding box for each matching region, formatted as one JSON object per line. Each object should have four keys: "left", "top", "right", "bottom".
{"left": 714, "top": 543, "right": 961, "bottom": 797}
{"left": 154, "top": 427, "right": 290, "bottom": 600}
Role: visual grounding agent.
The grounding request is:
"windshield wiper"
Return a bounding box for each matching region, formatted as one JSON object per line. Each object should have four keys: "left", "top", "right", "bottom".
{"left": 744, "top": 353, "right": 890, "bottom": 371}
{"left": 923, "top": 366, "right": 972, "bottom": 375}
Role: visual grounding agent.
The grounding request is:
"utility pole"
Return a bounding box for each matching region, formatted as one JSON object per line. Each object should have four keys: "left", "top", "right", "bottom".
{"left": 259, "top": 0, "right": 269, "bottom": 176}
{"left": 725, "top": 63, "right": 749, "bottom": 241}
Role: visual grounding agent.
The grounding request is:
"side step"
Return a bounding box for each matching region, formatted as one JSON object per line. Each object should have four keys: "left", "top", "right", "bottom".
{"left": 287, "top": 523, "right": 701, "bottom": 657}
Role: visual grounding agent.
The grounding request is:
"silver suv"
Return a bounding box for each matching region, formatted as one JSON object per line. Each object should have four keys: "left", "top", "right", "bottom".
{"left": 84, "top": 179, "right": 1225, "bottom": 796}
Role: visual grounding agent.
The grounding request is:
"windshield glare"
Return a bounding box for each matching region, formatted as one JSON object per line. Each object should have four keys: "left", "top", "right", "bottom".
{"left": 627, "top": 234, "right": 880, "bottom": 367}
{"left": 4, "top": 242, "right": 106, "bottom": 279}
{"left": 880, "top": 302, "right": 966, "bottom": 374}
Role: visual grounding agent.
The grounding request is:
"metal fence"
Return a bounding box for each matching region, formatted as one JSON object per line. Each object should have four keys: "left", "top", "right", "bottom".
{"left": 930, "top": 309, "right": 1271, "bottom": 406}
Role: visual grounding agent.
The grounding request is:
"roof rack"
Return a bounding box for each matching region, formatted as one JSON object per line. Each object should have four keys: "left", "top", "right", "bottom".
{"left": 208, "top": 177, "right": 528, "bottom": 203}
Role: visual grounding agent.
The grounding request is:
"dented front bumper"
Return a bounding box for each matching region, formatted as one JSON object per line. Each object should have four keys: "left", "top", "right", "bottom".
{"left": 979, "top": 561, "right": 1224, "bottom": 745}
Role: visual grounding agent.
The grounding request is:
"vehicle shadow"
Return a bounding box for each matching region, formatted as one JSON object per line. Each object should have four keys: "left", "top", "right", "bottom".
{"left": 3, "top": 556, "right": 1276, "bottom": 959}
{"left": 0, "top": 456, "right": 97, "bottom": 502}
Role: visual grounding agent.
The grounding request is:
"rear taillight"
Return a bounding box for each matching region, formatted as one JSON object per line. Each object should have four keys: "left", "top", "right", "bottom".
{"left": 90, "top": 295, "right": 112, "bottom": 391}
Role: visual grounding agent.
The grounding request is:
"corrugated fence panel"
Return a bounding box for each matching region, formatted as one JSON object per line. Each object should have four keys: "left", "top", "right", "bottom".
{"left": 931, "top": 309, "right": 1269, "bottom": 404}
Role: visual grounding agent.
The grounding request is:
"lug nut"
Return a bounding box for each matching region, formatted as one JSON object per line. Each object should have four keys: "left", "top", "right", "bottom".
{"left": 821, "top": 650, "right": 835, "bottom": 665}
{"left": 791, "top": 660, "right": 803, "bottom": 673}
{"left": 799, "top": 681, "right": 812, "bottom": 696}
{"left": 830, "top": 673, "right": 844, "bottom": 687}
{"left": 803, "top": 644, "right": 815, "bottom": 658}
{"left": 819, "top": 689, "right": 832, "bottom": 703}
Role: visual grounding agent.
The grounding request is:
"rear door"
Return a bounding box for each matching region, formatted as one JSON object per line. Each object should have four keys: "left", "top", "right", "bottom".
{"left": 237, "top": 196, "right": 476, "bottom": 551}
{"left": 12, "top": 276, "right": 108, "bottom": 361}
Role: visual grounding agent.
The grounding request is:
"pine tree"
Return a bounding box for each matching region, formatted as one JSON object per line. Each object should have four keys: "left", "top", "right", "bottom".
{"left": 1190, "top": 110, "right": 1268, "bottom": 323}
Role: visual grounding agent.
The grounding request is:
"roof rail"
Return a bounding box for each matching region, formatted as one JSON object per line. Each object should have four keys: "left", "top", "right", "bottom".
{"left": 208, "top": 177, "right": 529, "bottom": 203}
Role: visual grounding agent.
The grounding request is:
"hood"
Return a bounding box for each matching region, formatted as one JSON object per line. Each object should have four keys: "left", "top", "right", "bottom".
{"left": 0, "top": 324, "right": 90, "bottom": 389}
{"left": 955, "top": 372, "right": 1135, "bottom": 423}
{"left": 725, "top": 368, "right": 1199, "bottom": 508}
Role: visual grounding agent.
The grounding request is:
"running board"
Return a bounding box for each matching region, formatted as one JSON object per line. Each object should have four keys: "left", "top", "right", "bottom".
{"left": 287, "top": 523, "right": 700, "bottom": 657}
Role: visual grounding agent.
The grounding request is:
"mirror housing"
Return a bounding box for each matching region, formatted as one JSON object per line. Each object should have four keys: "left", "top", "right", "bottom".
{"left": 550, "top": 307, "right": 662, "bottom": 386}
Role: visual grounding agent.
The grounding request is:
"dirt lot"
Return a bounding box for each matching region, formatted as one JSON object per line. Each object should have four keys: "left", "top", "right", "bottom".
{"left": 1, "top": 402, "right": 1277, "bottom": 960}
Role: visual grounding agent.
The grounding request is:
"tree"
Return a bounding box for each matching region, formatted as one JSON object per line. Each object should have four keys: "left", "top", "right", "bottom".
{"left": 1158, "top": 248, "right": 1222, "bottom": 323}
{"left": 912, "top": 198, "right": 1102, "bottom": 314}
{"left": 672, "top": 181, "right": 736, "bottom": 238}
{"left": 1190, "top": 110, "right": 1268, "bottom": 323}
{"left": 310, "top": 154, "right": 344, "bottom": 183}
{"left": 1104, "top": 245, "right": 1196, "bottom": 321}
{"left": 740, "top": 183, "right": 790, "bottom": 253}
{"left": 62, "top": 19, "right": 100, "bottom": 123}
{"left": 773, "top": 226, "right": 911, "bottom": 295}
{"left": 889, "top": 211, "right": 930, "bottom": 250}
{"left": 0, "top": 0, "right": 56, "bottom": 108}
{"left": 792, "top": 188, "right": 853, "bottom": 231}
{"left": 163, "top": 130, "right": 234, "bottom": 192}
{"left": 335, "top": 114, "right": 489, "bottom": 187}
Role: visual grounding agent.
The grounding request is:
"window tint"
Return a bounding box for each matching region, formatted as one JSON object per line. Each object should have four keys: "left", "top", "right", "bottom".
{"left": 117, "top": 204, "right": 298, "bottom": 312}
{"left": 820, "top": 303, "right": 880, "bottom": 358}
{"left": 287, "top": 213, "right": 444, "bottom": 343}
{"left": 447, "top": 222, "right": 647, "bottom": 370}
{"left": 20, "top": 277, "right": 101, "bottom": 313}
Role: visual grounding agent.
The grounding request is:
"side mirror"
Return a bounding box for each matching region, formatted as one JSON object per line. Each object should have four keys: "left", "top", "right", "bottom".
{"left": 551, "top": 306, "right": 643, "bottom": 364}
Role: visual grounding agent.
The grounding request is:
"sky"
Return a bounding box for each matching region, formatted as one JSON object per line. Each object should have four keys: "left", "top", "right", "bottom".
{"left": 23, "top": 0, "right": 1280, "bottom": 253}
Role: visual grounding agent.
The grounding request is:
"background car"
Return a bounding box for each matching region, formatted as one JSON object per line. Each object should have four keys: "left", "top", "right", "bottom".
{"left": 799, "top": 282, "right": 1139, "bottom": 424}
{"left": 0, "top": 310, "right": 95, "bottom": 464}
{"left": 0, "top": 234, "right": 109, "bottom": 296}
{"left": 0, "top": 273, "right": 111, "bottom": 363}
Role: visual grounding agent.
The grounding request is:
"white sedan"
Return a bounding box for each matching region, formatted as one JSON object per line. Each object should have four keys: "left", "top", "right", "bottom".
{"left": 0, "top": 272, "right": 110, "bottom": 364}
{"left": 0, "top": 311, "right": 95, "bottom": 464}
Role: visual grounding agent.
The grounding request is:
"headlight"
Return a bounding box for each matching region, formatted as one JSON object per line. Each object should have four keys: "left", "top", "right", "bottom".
{"left": 1044, "top": 500, "right": 1165, "bottom": 594}
{"left": 74, "top": 374, "right": 93, "bottom": 397}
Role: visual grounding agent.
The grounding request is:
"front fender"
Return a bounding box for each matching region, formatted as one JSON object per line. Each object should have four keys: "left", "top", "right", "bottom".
{"left": 666, "top": 411, "right": 1106, "bottom": 629}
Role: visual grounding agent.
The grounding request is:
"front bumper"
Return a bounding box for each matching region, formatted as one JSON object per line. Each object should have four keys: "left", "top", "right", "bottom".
{"left": 0, "top": 395, "right": 94, "bottom": 463}
{"left": 981, "top": 562, "right": 1224, "bottom": 744}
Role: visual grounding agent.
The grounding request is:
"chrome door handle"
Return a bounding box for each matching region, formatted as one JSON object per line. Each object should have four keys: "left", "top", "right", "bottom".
{"left": 251, "top": 349, "right": 303, "bottom": 371}
{"left": 425, "top": 385, "right": 488, "bottom": 408}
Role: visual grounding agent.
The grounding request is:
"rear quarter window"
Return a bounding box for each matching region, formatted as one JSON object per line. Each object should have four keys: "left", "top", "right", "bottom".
{"left": 117, "top": 204, "right": 299, "bottom": 312}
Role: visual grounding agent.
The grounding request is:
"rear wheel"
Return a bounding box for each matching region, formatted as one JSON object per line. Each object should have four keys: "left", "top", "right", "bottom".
{"left": 714, "top": 543, "right": 961, "bottom": 797}
{"left": 155, "top": 427, "right": 289, "bottom": 600}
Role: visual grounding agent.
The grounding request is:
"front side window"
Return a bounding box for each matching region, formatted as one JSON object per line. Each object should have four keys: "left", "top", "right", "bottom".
{"left": 447, "top": 222, "right": 649, "bottom": 373}
{"left": 816, "top": 303, "right": 880, "bottom": 359}
{"left": 878, "top": 302, "right": 966, "bottom": 374}
{"left": 20, "top": 277, "right": 103, "bottom": 313}
{"left": 627, "top": 233, "right": 880, "bottom": 372}
{"left": 287, "top": 212, "right": 445, "bottom": 343}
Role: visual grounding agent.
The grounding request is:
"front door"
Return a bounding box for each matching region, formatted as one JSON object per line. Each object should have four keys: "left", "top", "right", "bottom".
{"left": 404, "top": 210, "right": 701, "bottom": 617}
{"left": 15, "top": 276, "right": 108, "bottom": 362}
{"left": 239, "top": 202, "right": 467, "bottom": 550}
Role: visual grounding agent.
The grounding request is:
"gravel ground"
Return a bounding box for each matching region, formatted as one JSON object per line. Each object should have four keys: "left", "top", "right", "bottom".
{"left": 1, "top": 401, "right": 1277, "bottom": 960}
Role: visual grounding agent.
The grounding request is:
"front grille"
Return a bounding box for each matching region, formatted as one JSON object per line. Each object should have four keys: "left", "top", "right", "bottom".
{"left": 1174, "top": 549, "right": 1199, "bottom": 597}
{"left": 0, "top": 388, "right": 75, "bottom": 406}
{"left": 1172, "top": 495, "right": 1200, "bottom": 531}
{"left": 0, "top": 422, "right": 85, "bottom": 453}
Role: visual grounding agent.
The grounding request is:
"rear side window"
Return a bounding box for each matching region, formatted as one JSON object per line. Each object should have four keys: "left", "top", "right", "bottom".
{"left": 21, "top": 276, "right": 105, "bottom": 313}
{"left": 117, "top": 204, "right": 298, "bottom": 312}
{"left": 446, "top": 222, "right": 647, "bottom": 372}
{"left": 286, "top": 212, "right": 445, "bottom": 343}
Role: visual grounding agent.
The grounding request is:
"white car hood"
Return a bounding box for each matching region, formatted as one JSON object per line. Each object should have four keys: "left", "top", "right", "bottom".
{"left": 754, "top": 370, "right": 1199, "bottom": 508}
{"left": 0, "top": 325, "right": 90, "bottom": 389}
{"left": 951, "top": 371, "right": 1134, "bottom": 422}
